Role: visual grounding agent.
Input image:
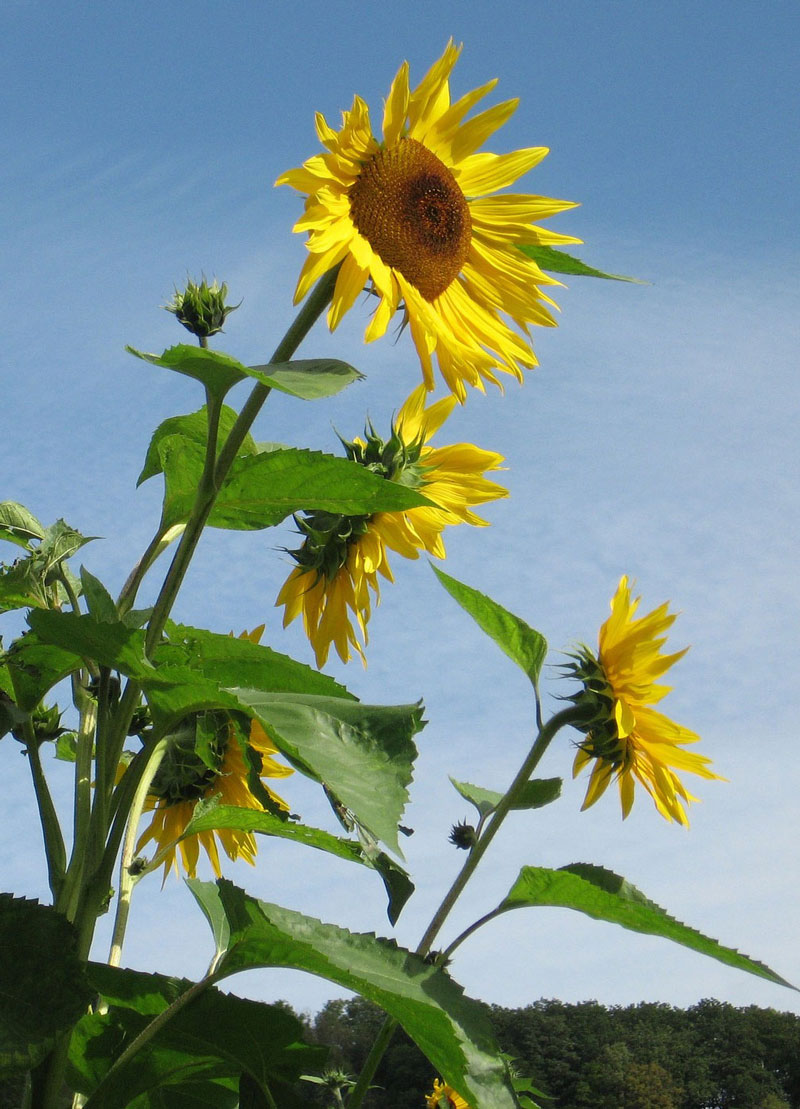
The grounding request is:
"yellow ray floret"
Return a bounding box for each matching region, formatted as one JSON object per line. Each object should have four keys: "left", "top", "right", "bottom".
{"left": 277, "top": 41, "right": 579, "bottom": 401}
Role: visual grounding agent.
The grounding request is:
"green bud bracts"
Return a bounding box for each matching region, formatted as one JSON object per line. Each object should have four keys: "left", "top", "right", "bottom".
{"left": 563, "top": 647, "right": 626, "bottom": 767}
{"left": 164, "top": 277, "right": 239, "bottom": 339}
{"left": 150, "top": 710, "right": 229, "bottom": 804}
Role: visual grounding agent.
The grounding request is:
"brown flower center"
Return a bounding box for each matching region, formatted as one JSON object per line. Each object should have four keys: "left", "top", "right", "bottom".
{"left": 349, "top": 138, "right": 471, "bottom": 302}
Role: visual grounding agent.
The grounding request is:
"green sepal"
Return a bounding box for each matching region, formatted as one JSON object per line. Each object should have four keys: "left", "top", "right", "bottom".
{"left": 450, "top": 776, "right": 562, "bottom": 818}
{"left": 499, "top": 864, "right": 796, "bottom": 990}
{"left": 0, "top": 894, "right": 94, "bottom": 1073}
{"left": 0, "top": 501, "right": 45, "bottom": 550}
{"left": 70, "top": 962, "right": 325, "bottom": 1108}
{"left": 431, "top": 565, "right": 547, "bottom": 687}
{"left": 187, "top": 880, "right": 518, "bottom": 1108}
{"left": 519, "top": 244, "right": 646, "bottom": 283}
{"left": 181, "top": 799, "right": 414, "bottom": 923}
{"left": 232, "top": 690, "right": 422, "bottom": 855}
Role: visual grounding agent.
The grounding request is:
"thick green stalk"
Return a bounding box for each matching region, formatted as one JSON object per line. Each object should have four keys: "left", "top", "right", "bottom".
{"left": 24, "top": 724, "right": 66, "bottom": 901}
{"left": 348, "top": 706, "right": 584, "bottom": 1108}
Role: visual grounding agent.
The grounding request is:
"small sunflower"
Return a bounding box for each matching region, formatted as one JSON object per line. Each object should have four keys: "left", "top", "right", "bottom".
{"left": 277, "top": 384, "right": 507, "bottom": 666}
{"left": 277, "top": 41, "right": 578, "bottom": 401}
{"left": 135, "top": 631, "right": 294, "bottom": 879}
{"left": 426, "top": 1079, "right": 471, "bottom": 1109}
{"left": 567, "top": 577, "right": 723, "bottom": 825}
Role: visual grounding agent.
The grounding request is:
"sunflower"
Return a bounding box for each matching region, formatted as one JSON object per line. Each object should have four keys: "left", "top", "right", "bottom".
{"left": 567, "top": 577, "right": 723, "bottom": 824}
{"left": 277, "top": 41, "right": 579, "bottom": 401}
{"left": 135, "top": 632, "right": 294, "bottom": 879}
{"left": 277, "top": 384, "right": 507, "bottom": 666}
{"left": 426, "top": 1079, "right": 471, "bottom": 1109}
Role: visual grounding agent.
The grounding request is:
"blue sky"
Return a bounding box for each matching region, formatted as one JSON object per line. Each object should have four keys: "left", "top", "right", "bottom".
{"left": 2, "top": 0, "right": 799, "bottom": 1022}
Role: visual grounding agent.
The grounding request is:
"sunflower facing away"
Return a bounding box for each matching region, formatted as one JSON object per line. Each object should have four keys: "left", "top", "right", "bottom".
{"left": 567, "top": 576, "right": 723, "bottom": 824}
{"left": 426, "top": 1079, "right": 471, "bottom": 1109}
{"left": 277, "top": 41, "right": 579, "bottom": 401}
{"left": 277, "top": 384, "right": 507, "bottom": 666}
{"left": 135, "top": 633, "right": 294, "bottom": 879}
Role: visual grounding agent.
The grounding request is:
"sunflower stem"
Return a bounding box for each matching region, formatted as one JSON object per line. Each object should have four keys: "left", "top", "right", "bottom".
{"left": 108, "top": 738, "right": 169, "bottom": 967}
{"left": 348, "top": 704, "right": 583, "bottom": 1108}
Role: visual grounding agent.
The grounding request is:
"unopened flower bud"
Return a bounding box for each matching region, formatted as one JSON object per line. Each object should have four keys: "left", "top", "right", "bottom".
{"left": 164, "top": 277, "right": 239, "bottom": 339}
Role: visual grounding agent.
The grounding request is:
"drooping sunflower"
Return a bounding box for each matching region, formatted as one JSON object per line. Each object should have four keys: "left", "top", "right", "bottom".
{"left": 277, "top": 384, "right": 507, "bottom": 666}
{"left": 567, "top": 576, "right": 723, "bottom": 824}
{"left": 426, "top": 1079, "right": 471, "bottom": 1109}
{"left": 277, "top": 41, "right": 579, "bottom": 401}
{"left": 135, "top": 632, "right": 294, "bottom": 879}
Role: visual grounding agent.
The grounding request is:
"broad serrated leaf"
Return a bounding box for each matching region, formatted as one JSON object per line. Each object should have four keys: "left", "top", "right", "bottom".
{"left": 74, "top": 962, "right": 324, "bottom": 1109}
{"left": 157, "top": 623, "right": 352, "bottom": 701}
{"left": 450, "top": 777, "right": 562, "bottom": 818}
{"left": 432, "top": 565, "right": 547, "bottom": 686}
{"left": 244, "top": 358, "right": 363, "bottom": 399}
{"left": 126, "top": 345, "right": 247, "bottom": 401}
{"left": 519, "top": 244, "right": 646, "bottom": 283}
{"left": 182, "top": 800, "right": 413, "bottom": 923}
{"left": 499, "top": 863, "right": 796, "bottom": 989}
{"left": 27, "top": 611, "right": 154, "bottom": 684}
{"left": 137, "top": 405, "right": 258, "bottom": 486}
{"left": 0, "top": 555, "right": 53, "bottom": 613}
{"left": 0, "top": 895, "right": 93, "bottom": 1073}
{"left": 80, "top": 567, "right": 118, "bottom": 623}
{"left": 4, "top": 631, "right": 82, "bottom": 710}
{"left": 38, "top": 519, "right": 96, "bottom": 573}
{"left": 157, "top": 438, "right": 434, "bottom": 531}
{"left": 0, "top": 501, "right": 45, "bottom": 549}
{"left": 232, "top": 690, "right": 422, "bottom": 854}
{"left": 188, "top": 880, "right": 517, "bottom": 1108}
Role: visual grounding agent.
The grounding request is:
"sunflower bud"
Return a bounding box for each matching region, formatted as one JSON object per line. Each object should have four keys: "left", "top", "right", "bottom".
{"left": 448, "top": 819, "right": 477, "bottom": 850}
{"left": 164, "top": 277, "right": 239, "bottom": 339}
{"left": 562, "top": 647, "right": 621, "bottom": 765}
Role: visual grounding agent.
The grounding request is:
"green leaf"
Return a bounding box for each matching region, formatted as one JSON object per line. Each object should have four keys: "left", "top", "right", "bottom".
{"left": 157, "top": 438, "right": 434, "bottom": 531}
{"left": 499, "top": 864, "right": 796, "bottom": 990}
{"left": 519, "top": 244, "right": 646, "bottom": 283}
{"left": 182, "top": 800, "right": 413, "bottom": 924}
{"left": 137, "top": 404, "right": 258, "bottom": 487}
{"left": 27, "top": 611, "right": 154, "bottom": 686}
{"left": 233, "top": 690, "right": 422, "bottom": 854}
{"left": 55, "top": 731, "right": 79, "bottom": 761}
{"left": 432, "top": 565, "right": 548, "bottom": 686}
{"left": 450, "top": 776, "right": 562, "bottom": 818}
{"left": 38, "top": 519, "right": 96, "bottom": 573}
{"left": 188, "top": 880, "right": 517, "bottom": 1108}
{"left": 0, "top": 556, "right": 53, "bottom": 613}
{"left": 157, "top": 623, "right": 353, "bottom": 701}
{"left": 0, "top": 895, "right": 93, "bottom": 1073}
{"left": 126, "top": 345, "right": 247, "bottom": 402}
{"left": 243, "top": 358, "right": 363, "bottom": 399}
{"left": 3, "top": 631, "right": 82, "bottom": 711}
{"left": 80, "top": 567, "right": 118, "bottom": 623}
{"left": 0, "top": 501, "right": 45, "bottom": 549}
{"left": 74, "top": 962, "right": 325, "bottom": 1109}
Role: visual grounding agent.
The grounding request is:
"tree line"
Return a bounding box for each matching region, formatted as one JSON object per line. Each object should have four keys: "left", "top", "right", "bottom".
{"left": 305, "top": 996, "right": 800, "bottom": 1108}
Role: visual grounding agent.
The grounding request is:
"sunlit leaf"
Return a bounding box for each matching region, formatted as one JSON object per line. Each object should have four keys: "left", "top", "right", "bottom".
{"left": 499, "top": 864, "right": 796, "bottom": 989}
{"left": 188, "top": 880, "right": 517, "bottom": 1108}
{"left": 519, "top": 244, "right": 646, "bottom": 283}
{"left": 0, "top": 501, "right": 45, "bottom": 549}
{"left": 243, "top": 358, "right": 363, "bottom": 399}
{"left": 232, "top": 690, "right": 422, "bottom": 854}
{"left": 137, "top": 405, "right": 258, "bottom": 487}
{"left": 432, "top": 565, "right": 547, "bottom": 686}
{"left": 126, "top": 345, "right": 247, "bottom": 402}
{"left": 450, "top": 777, "right": 562, "bottom": 818}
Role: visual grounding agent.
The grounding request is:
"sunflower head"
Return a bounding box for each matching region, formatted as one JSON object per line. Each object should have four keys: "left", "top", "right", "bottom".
{"left": 278, "top": 42, "right": 579, "bottom": 400}
{"left": 277, "top": 386, "right": 506, "bottom": 667}
{"left": 426, "top": 1079, "right": 471, "bottom": 1108}
{"left": 565, "top": 576, "right": 724, "bottom": 825}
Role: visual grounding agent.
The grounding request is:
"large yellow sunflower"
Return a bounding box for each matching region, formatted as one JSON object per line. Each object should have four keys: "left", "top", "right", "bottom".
{"left": 568, "top": 577, "right": 723, "bottom": 825}
{"left": 135, "top": 631, "right": 293, "bottom": 879}
{"left": 426, "top": 1079, "right": 471, "bottom": 1109}
{"left": 277, "top": 41, "right": 579, "bottom": 401}
{"left": 276, "top": 384, "right": 507, "bottom": 666}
